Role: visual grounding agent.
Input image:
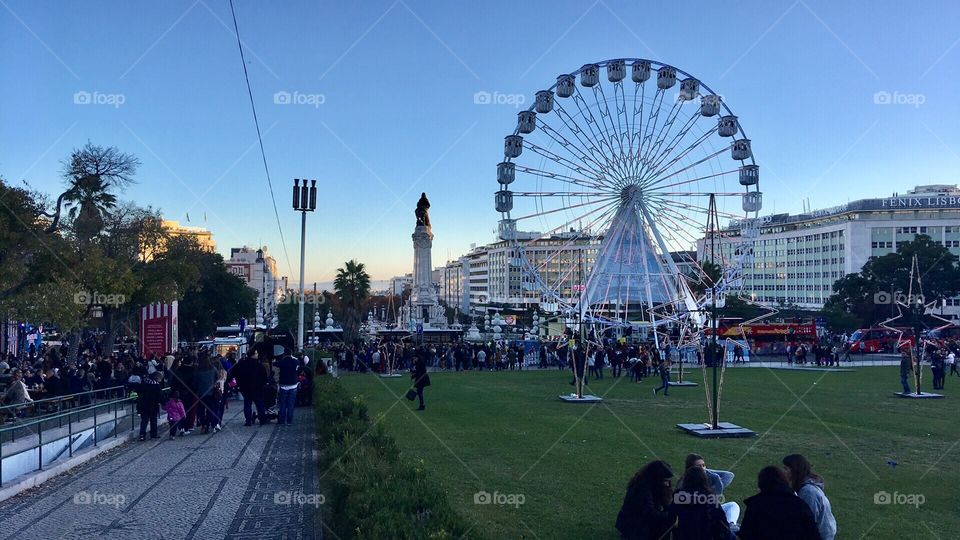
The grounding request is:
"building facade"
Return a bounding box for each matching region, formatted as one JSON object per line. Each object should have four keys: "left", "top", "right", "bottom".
{"left": 700, "top": 185, "right": 960, "bottom": 317}
{"left": 225, "top": 246, "right": 287, "bottom": 323}
{"left": 161, "top": 220, "right": 216, "bottom": 252}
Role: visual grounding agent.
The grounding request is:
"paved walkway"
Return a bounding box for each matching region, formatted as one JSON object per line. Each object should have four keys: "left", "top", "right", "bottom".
{"left": 0, "top": 402, "right": 322, "bottom": 540}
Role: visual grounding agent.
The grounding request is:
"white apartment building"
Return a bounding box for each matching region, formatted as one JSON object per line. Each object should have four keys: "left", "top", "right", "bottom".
{"left": 700, "top": 185, "right": 960, "bottom": 317}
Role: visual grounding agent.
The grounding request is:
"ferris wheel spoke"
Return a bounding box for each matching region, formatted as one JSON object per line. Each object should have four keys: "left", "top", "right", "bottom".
{"left": 513, "top": 191, "right": 606, "bottom": 197}
{"left": 572, "top": 90, "right": 630, "bottom": 179}
{"left": 640, "top": 98, "right": 682, "bottom": 173}
{"left": 643, "top": 202, "right": 703, "bottom": 249}
{"left": 520, "top": 199, "right": 619, "bottom": 251}
{"left": 592, "top": 83, "right": 629, "bottom": 173}
{"left": 522, "top": 141, "right": 613, "bottom": 188}
{"left": 642, "top": 148, "right": 731, "bottom": 190}
{"left": 642, "top": 112, "right": 702, "bottom": 180}
{"left": 514, "top": 165, "right": 609, "bottom": 191}
{"left": 636, "top": 88, "right": 667, "bottom": 167}
{"left": 535, "top": 117, "right": 610, "bottom": 179}
{"left": 552, "top": 100, "right": 621, "bottom": 178}
{"left": 614, "top": 81, "right": 630, "bottom": 160}
{"left": 643, "top": 126, "right": 720, "bottom": 184}
{"left": 511, "top": 194, "right": 619, "bottom": 222}
{"left": 650, "top": 196, "right": 744, "bottom": 220}
{"left": 654, "top": 192, "right": 745, "bottom": 197}
{"left": 628, "top": 83, "right": 645, "bottom": 171}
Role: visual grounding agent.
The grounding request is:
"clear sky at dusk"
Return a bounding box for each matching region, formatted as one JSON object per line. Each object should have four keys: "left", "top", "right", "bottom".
{"left": 2, "top": 0, "right": 959, "bottom": 285}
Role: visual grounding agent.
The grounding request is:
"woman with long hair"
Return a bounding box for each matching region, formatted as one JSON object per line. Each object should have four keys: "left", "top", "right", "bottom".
{"left": 671, "top": 466, "right": 733, "bottom": 540}
{"left": 615, "top": 460, "right": 675, "bottom": 540}
{"left": 783, "top": 454, "right": 837, "bottom": 540}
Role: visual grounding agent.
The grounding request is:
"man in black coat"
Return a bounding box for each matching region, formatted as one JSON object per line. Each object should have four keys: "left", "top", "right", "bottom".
{"left": 411, "top": 347, "right": 431, "bottom": 411}
{"left": 137, "top": 372, "right": 163, "bottom": 440}
{"left": 233, "top": 352, "right": 268, "bottom": 426}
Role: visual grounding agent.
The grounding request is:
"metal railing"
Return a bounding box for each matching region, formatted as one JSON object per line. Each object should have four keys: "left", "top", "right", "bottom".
{"left": 0, "top": 385, "right": 127, "bottom": 422}
{"left": 0, "top": 386, "right": 170, "bottom": 487}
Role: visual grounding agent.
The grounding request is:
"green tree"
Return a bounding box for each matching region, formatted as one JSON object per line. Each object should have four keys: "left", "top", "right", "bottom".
{"left": 826, "top": 234, "right": 960, "bottom": 326}
{"left": 334, "top": 259, "right": 371, "bottom": 341}
{"left": 161, "top": 238, "right": 256, "bottom": 341}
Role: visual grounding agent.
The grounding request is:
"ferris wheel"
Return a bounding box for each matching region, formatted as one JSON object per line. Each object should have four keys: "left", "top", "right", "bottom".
{"left": 494, "top": 58, "right": 762, "bottom": 337}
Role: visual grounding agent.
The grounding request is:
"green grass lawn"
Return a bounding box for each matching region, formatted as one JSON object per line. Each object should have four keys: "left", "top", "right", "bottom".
{"left": 339, "top": 366, "right": 957, "bottom": 539}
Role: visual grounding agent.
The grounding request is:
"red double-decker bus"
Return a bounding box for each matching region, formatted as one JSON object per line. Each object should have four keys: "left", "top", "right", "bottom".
{"left": 707, "top": 321, "right": 818, "bottom": 356}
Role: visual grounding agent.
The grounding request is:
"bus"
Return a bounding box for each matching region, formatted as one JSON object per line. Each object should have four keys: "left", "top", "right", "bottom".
{"left": 707, "top": 321, "right": 818, "bottom": 356}
{"left": 847, "top": 327, "right": 914, "bottom": 353}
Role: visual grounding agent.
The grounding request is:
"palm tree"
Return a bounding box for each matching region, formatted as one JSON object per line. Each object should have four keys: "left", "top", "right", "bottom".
{"left": 64, "top": 175, "right": 118, "bottom": 241}
{"left": 44, "top": 142, "right": 140, "bottom": 235}
{"left": 334, "top": 259, "right": 371, "bottom": 341}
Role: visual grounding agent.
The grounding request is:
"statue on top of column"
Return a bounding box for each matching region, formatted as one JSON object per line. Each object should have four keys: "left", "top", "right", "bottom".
{"left": 415, "top": 192, "right": 431, "bottom": 227}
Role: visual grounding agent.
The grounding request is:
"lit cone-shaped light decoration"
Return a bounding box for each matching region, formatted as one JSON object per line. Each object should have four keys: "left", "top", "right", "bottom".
{"left": 325, "top": 311, "right": 335, "bottom": 330}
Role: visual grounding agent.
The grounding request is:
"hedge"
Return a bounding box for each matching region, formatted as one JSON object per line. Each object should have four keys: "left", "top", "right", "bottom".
{"left": 314, "top": 376, "right": 479, "bottom": 539}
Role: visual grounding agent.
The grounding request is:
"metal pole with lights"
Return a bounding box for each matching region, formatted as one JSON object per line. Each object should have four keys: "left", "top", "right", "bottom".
{"left": 293, "top": 179, "right": 317, "bottom": 351}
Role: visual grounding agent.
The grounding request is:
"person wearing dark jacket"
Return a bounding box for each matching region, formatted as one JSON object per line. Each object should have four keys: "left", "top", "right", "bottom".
{"left": 738, "top": 466, "right": 821, "bottom": 540}
{"left": 274, "top": 349, "right": 300, "bottom": 426}
{"left": 174, "top": 357, "right": 198, "bottom": 432}
{"left": 233, "top": 352, "right": 268, "bottom": 426}
{"left": 615, "top": 460, "right": 675, "bottom": 540}
{"left": 137, "top": 372, "right": 163, "bottom": 441}
{"left": 670, "top": 466, "right": 734, "bottom": 540}
{"left": 412, "top": 347, "right": 431, "bottom": 411}
{"left": 194, "top": 356, "right": 218, "bottom": 434}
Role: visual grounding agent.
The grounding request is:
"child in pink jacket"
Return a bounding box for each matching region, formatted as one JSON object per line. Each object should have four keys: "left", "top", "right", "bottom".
{"left": 164, "top": 391, "right": 187, "bottom": 439}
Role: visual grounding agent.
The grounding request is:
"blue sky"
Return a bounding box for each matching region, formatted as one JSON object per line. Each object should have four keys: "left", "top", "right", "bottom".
{"left": 2, "top": 0, "right": 959, "bottom": 284}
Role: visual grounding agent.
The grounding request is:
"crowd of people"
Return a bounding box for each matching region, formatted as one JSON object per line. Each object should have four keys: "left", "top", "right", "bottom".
{"left": 616, "top": 453, "right": 837, "bottom": 540}
{"left": 0, "top": 335, "right": 316, "bottom": 436}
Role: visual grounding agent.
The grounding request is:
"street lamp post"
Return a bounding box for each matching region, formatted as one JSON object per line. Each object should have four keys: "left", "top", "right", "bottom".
{"left": 293, "top": 179, "right": 317, "bottom": 351}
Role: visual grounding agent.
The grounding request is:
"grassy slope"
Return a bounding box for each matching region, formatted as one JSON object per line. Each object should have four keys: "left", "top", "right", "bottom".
{"left": 341, "top": 367, "right": 957, "bottom": 539}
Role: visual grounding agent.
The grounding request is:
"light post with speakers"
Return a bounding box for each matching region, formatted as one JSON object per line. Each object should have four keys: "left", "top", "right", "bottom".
{"left": 293, "top": 179, "right": 317, "bottom": 351}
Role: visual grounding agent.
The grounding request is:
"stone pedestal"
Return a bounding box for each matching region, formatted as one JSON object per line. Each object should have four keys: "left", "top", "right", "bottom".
{"left": 402, "top": 224, "right": 447, "bottom": 330}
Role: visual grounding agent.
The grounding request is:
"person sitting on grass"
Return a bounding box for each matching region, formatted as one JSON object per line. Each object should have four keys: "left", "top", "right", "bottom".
{"left": 615, "top": 460, "right": 675, "bottom": 540}
{"left": 677, "top": 453, "right": 739, "bottom": 530}
{"left": 738, "top": 466, "right": 820, "bottom": 540}
{"left": 783, "top": 454, "right": 837, "bottom": 540}
{"left": 670, "top": 466, "right": 734, "bottom": 540}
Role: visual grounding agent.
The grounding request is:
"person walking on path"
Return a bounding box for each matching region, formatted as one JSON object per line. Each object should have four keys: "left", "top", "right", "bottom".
{"left": 234, "top": 352, "right": 269, "bottom": 426}
{"left": 195, "top": 355, "right": 219, "bottom": 434}
{"left": 412, "top": 346, "right": 431, "bottom": 411}
{"left": 137, "top": 372, "right": 162, "bottom": 441}
{"left": 782, "top": 454, "right": 837, "bottom": 540}
{"left": 173, "top": 356, "right": 198, "bottom": 433}
{"left": 164, "top": 390, "right": 187, "bottom": 439}
{"left": 274, "top": 348, "right": 300, "bottom": 426}
{"left": 653, "top": 359, "right": 672, "bottom": 397}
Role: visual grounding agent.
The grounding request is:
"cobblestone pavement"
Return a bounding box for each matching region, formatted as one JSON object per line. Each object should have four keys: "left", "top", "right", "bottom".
{"left": 0, "top": 402, "right": 323, "bottom": 540}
